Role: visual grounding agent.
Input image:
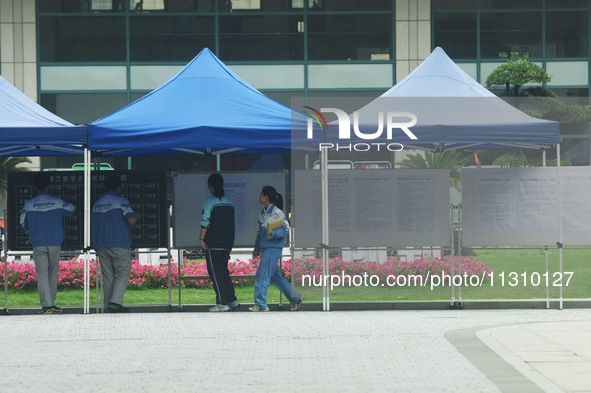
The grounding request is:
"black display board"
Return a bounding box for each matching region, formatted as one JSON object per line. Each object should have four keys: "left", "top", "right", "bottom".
{"left": 7, "top": 171, "right": 168, "bottom": 251}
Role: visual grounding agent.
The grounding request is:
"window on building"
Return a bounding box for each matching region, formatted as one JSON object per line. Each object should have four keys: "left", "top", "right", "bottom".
{"left": 480, "top": 12, "right": 543, "bottom": 59}
{"left": 130, "top": 16, "right": 215, "bottom": 61}
{"left": 162, "top": 1, "right": 215, "bottom": 12}
{"left": 130, "top": 0, "right": 165, "bottom": 11}
{"left": 39, "top": 16, "right": 126, "bottom": 62}
{"left": 308, "top": 14, "right": 392, "bottom": 61}
{"left": 545, "top": 0, "right": 588, "bottom": 8}
{"left": 546, "top": 11, "right": 589, "bottom": 58}
{"left": 432, "top": 0, "right": 476, "bottom": 11}
{"left": 40, "top": 93, "right": 128, "bottom": 125}
{"left": 91, "top": 0, "right": 126, "bottom": 11}
{"left": 433, "top": 13, "right": 477, "bottom": 59}
{"left": 308, "top": 0, "right": 391, "bottom": 11}
{"left": 219, "top": 15, "right": 304, "bottom": 60}
{"left": 480, "top": 0, "right": 542, "bottom": 10}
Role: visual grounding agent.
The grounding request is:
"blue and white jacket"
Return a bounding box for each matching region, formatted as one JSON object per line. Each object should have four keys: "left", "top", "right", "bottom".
{"left": 91, "top": 192, "right": 136, "bottom": 250}
{"left": 200, "top": 195, "right": 235, "bottom": 250}
{"left": 20, "top": 193, "right": 76, "bottom": 247}
{"left": 254, "top": 204, "right": 289, "bottom": 252}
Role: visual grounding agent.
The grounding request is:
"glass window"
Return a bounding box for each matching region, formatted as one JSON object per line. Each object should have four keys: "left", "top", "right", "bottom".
{"left": 546, "top": 0, "right": 589, "bottom": 8}
{"left": 308, "top": 0, "right": 391, "bottom": 12}
{"left": 480, "top": 12, "right": 543, "bottom": 59}
{"left": 308, "top": 14, "right": 392, "bottom": 61}
{"left": 91, "top": 0, "right": 127, "bottom": 11}
{"left": 480, "top": 0, "right": 542, "bottom": 10}
{"left": 259, "top": 0, "right": 296, "bottom": 11}
{"left": 546, "top": 12, "right": 589, "bottom": 58}
{"left": 433, "top": 13, "right": 477, "bottom": 59}
{"left": 40, "top": 93, "right": 128, "bottom": 125}
{"left": 39, "top": 16, "right": 126, "bottom": 62}
{"left": 40, "top": 0, "right": 195, "bottom": 12}
{"left": 432, "top": 0, "right": 476, "bottom": 11}
{"left": 223, "top": 0, "right": 261, "bottom": 11}
{"left": 163, "top": 0, "right": 215, "bottom": 12}
{"left": 39, "top": 0, "right": 93, "bottom": 13}
{"left": 129, "top": 0, "right": 164, "bottom": 11}
{"left": 219, "top": 15, "right": 304, "bottom": 60}
{"left": 130, "top": 16, "right": 215, "bottom": 62}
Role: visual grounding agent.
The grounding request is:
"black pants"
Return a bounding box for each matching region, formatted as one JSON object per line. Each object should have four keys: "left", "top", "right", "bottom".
{"left": 205, "top": 249, "right": 237, "bottom": 305}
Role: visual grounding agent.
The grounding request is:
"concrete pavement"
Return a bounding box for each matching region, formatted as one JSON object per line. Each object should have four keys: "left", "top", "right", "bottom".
{"left": 1, "top": 308, "right": 590, "bottom": 392}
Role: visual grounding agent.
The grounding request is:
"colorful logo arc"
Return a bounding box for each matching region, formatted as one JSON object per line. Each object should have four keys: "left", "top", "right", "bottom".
{"left": 302, "top": 106, "right": 328, "bottom": 129}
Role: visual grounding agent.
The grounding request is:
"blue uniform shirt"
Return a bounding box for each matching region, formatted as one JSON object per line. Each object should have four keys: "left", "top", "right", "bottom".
{"left": 254, "top": 204, "right": 289, "bottom": 252}
{"left": 91, "top": 192, "right": 136, "bottom": 250}
{"left": 20, "top": 192, "right": 76, "bottom": 247}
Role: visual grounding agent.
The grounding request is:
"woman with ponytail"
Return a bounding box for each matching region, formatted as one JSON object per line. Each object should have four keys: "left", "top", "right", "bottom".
{"left": 250, "top": 185, "right": 303, "bottom": 312}
{"left": 200, "top": 173, "right": 239, "bottom": 312}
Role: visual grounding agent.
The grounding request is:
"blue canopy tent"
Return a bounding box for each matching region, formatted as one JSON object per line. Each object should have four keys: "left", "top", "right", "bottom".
{"left": 311, "top": 47, "right": 560, "bottom": 151}
{"left": 88, "top": 48, "right": 309, "bottom": 156}
{"left": 0, "top": 76, "right": 87, "bottom": 156}
{"left": 0, "top": 76, "right": 90, "bottom": 314}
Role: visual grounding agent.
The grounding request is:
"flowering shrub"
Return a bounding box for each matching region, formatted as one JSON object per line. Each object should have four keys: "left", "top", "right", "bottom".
{"left": 0, "top": 258, "right": 260, "bottom": 290}
{"left": 0, "top": 255, "right": 491, "bottom": 290}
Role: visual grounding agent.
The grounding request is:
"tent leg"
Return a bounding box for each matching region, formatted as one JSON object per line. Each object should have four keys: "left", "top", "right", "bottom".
{"left": 321, "top": 147, "right": 330, "bottom": 311}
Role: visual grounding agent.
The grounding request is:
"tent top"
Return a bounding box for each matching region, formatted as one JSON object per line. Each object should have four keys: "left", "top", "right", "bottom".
{"left": 0, "top": 76, "right": 86, "bottom": 156}
{"left": 342, "top": 47, "right": 560, "bottom": 151}
{"left": 89, "top": 48, "right": 308, "bottom": 156}
{"left": 382, "top": 47, "right": 497, "bottom": 98}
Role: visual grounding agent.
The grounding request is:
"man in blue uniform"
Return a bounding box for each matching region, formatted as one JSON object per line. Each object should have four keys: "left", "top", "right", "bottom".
{"left": 92, "top": 175, "right": 137, "bottom": 313}
{"left": 20, "top": 172, "right": 76, "bottom": 314}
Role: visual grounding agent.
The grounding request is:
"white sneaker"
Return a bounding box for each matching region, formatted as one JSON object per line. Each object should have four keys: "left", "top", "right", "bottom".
{"left": 228, "top": 300, "right": 241, "bottom": 310}
{"left": 209, "top": 304, "right": 230, "bottom": 312}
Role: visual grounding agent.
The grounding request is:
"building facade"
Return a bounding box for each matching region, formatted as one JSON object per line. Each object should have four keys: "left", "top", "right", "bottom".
{"left": 1, "top": 0, "right": 589, "bottom": 169}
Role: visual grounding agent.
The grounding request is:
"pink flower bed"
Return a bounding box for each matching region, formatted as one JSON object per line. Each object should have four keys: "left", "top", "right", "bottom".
{"left": 0, "top": 256, "right": 491, "bottom": 290}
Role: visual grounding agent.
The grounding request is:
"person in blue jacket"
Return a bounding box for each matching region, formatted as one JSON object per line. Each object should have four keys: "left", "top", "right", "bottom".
{"left": 20, "top": 172, "right": 76, "bottom": 314}
{"left": 199, "top": 173, "right": 239, "bottom": 312}
{"left": 92, "top": 175, "right": 137, "bottom": 313}
{"left": 249, "top": 185, "right": 302, "bottom": 312}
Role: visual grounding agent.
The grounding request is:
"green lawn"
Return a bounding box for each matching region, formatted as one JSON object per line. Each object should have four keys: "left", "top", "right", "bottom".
{"left": 4, "top": 248, "right": 590, "bottom": 307}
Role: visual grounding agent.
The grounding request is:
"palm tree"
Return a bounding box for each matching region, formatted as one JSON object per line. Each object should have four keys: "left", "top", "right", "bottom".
{"left": 0, "top": 157, "right": 32, "bottom": 203}
{"left": 397, "top": 151, "right": 462, "bottom": 189}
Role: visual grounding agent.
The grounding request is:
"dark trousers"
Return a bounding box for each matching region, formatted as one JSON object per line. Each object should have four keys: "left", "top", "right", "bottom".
{"left": 205, "top": 249, "right": 237, "bottom": 305}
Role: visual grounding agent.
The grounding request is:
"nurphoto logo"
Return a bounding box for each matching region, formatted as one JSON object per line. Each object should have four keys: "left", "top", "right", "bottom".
{"left": 303, "top": 106, "right": 418, "bottom": 152}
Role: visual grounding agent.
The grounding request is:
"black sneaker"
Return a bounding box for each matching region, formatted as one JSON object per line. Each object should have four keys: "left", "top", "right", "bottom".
{"left": 228, "top": 300, "right": 241, "bottom": 310}
{"left": 50, "top": 306, "right": 63, "bottom": 314}
{"left": 39, "top": 307, "right": 53, "bottom": 315}
{"left": 108, "top": 302, "right": 129, "bottom": 313}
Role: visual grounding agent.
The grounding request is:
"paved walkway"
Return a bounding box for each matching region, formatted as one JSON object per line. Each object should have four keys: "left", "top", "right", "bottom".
{"left": 1, "top": 308, "right": 590, "bottom": 392}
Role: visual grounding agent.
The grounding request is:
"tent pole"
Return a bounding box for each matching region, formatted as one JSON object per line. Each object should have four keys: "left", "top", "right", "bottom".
{"left": 556, "top": 144, "right": 563, "bottom": 310}
{"left": 83, "top": 148, "right": 90, "bottom": 314}
{"left": 3, "top": 209, "right": 8, "bottom": 314}
{"left": 542, "top": 151, "right": 550, "bottom": 308}
{"left": 449, "top": 205, "right": 455, "bottom": 306}
{"left": 216, "top": 154, "right": 221, "bottom": 171}
{"left": 321, "top": 147, "right": 330, "bottom": 311}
